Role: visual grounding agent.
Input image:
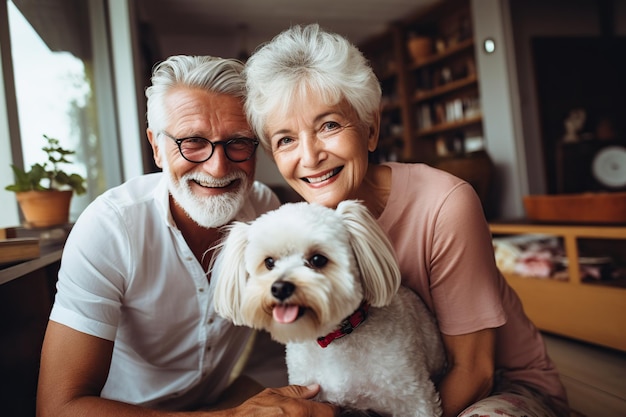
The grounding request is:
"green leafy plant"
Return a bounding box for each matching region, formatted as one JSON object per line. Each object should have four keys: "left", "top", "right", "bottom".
{"left": 5, "top": 134, "right": 87, "bottom": 195}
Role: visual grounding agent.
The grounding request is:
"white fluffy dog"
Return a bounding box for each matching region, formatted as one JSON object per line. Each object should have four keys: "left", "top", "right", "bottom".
{"left": 213, "top": 200, "right": 445, "bottom": 417}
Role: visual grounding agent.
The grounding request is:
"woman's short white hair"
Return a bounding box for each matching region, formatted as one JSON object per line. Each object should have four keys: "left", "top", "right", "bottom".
{"left": 145, "top": 55, "right": 245, "bottom": 136}
{"left": 244, "top": 24, "right": 382, "bottom": 151}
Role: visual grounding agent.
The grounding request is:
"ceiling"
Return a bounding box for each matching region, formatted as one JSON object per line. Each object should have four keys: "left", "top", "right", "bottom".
{"left": 136, "top": 0, "right": 442, "bottom": 48}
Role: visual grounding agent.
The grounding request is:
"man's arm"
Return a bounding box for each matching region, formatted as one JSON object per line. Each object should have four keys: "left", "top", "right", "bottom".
{"left": 436, "top": 328, "right": 496, "bottom": 417}
{"left": 37, "top": 321, "right": 338, "bottom": 417}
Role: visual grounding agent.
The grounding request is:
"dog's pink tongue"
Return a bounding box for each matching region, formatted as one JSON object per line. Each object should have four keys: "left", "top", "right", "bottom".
{"left": 273, "top": 305, "right": 299, "bottom": 324}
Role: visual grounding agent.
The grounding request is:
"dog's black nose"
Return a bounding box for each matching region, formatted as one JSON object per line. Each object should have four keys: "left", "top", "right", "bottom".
{"left": 271, "top": 280, "right": 295, "bottom": 301}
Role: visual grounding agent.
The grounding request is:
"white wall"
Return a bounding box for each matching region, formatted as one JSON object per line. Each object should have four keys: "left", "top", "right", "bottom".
{"left": 109, "top": 0, "right": 145, "bottom": 181}
{"left": 471, "top": 0, "right": 528, "bottom": 218}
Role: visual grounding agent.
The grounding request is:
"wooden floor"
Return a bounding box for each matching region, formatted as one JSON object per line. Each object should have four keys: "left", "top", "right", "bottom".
{"left": 542, "top": 333, "right": 626, "bottom": 417}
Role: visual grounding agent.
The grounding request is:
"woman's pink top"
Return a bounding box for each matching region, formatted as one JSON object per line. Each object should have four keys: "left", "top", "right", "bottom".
{"left": 377, "top": 162, "right": 567, "bottom": 407}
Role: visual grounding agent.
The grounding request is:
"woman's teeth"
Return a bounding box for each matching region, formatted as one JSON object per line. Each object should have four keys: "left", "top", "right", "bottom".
{"left": 305, "top": 168, "right": 340, "bottom": 183}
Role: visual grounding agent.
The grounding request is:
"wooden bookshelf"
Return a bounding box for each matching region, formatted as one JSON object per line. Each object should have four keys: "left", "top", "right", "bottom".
{"left": 490, "top": 221, "right": 626, "bottom": 352}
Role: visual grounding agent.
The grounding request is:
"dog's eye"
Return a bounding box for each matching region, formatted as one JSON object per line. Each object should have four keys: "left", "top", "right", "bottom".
{"left": 264, "top": 257, "right": 275, "bottom": 270}
{"left": 308, "top": 254, "right": 328, "bottom": 268}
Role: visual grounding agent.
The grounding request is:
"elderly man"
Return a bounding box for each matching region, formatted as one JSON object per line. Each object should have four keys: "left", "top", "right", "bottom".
{"left": 36, "top": 55, "right": 337, "bottom": 417}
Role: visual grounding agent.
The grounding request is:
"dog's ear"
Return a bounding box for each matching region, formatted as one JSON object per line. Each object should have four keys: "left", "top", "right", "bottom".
{"left": 336, "top": 200, "right": 401, "bottom": 307}
{"left": 211, "top": 221, "right": 251, "bottom": 325}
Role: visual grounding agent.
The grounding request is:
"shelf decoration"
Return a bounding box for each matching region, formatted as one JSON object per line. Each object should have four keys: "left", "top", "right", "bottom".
{"left": 407, "top": 33, "right": 433, "bottom": 64}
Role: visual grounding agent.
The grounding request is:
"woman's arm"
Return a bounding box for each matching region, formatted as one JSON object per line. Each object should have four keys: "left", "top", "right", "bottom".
{"left": 437, "top": 328, "right": 496, "bottom": 417}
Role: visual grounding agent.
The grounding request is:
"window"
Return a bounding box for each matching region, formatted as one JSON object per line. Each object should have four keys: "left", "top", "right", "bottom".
{"left": 8, "top": 0, "right": 97, "bottom": 218}
{"left": 3, "top": 0, "right": 130, "bottom": 225}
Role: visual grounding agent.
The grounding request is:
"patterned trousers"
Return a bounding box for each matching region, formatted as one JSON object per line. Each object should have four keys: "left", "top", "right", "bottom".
{"left": 457, "top": 379, "right": 570, "bottom": 417}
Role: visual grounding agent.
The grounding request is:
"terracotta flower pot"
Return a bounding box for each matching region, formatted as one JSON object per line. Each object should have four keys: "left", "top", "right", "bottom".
{"left": 15, "top": 190, "right": 73, "bottom": 228}
{"left": 407, "top": 36, "right": 433, "bottom": 64}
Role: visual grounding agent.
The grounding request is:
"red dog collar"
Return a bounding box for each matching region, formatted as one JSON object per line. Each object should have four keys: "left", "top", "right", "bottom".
{"left": 317, "top": 301, "right": 370, "bottom": 348}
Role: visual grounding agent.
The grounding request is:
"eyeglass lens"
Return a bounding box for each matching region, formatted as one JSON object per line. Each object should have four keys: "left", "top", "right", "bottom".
{"left": 179, "top": 137, "right": 257, "bottom": 163}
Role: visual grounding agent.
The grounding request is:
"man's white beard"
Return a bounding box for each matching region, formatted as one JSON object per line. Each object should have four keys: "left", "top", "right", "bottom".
{"left": 163, "top": 162, "right": 250, "bottom": 228}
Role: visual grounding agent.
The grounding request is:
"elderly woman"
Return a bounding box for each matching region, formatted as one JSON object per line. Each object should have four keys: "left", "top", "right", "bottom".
{"left": 243, "top": 24, "right": 569, "bottom": 417}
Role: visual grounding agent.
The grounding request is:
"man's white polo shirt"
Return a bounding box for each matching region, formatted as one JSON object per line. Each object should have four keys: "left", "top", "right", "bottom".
{"left": 50, "top": 173, "right": 279, "bottom": 408}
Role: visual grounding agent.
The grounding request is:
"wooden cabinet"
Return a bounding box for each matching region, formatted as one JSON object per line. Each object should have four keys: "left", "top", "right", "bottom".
{"left": 361, "top": 0, "right": 483, "bottom": 164}
{"left": 489, "top": 221, "right": 626, "bottom": 352}
{"left": 0, "top": 250, "right": 61, "bottom": 416}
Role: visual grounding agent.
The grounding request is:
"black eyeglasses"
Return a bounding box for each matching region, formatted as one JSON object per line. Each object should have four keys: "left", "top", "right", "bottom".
{"left": 161, "top": 131, "right": 259, "bottom": 163}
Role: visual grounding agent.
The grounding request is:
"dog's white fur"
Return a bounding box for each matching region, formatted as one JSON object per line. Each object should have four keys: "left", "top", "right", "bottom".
{"left": 213, "top": 200, "right": 445, "bottom": 416}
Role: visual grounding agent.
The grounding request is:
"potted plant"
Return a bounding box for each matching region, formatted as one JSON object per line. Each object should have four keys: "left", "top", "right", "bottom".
{"left": 5, "top": 134, "right": 87, "bottom": 228}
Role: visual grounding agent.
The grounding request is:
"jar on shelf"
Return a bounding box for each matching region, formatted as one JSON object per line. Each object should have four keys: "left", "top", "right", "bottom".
{"left": 407, "top": 33, "right": 433, "bottom": 64}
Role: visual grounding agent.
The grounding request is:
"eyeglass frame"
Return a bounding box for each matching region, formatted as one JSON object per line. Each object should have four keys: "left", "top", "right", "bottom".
{"left": 160, "top": 131, "right": 259, "bottom": 163}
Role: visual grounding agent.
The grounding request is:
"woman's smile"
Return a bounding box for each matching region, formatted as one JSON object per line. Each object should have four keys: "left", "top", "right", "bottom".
{"left": 302, "top": 167, "right": 343, "bottom": 184}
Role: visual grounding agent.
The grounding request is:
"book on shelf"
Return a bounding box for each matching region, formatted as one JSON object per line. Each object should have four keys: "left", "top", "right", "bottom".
{"left": 0, "top": 224, "right": 71, "bottom": 250}
{"left": 0, "top": 237, "right": 41, "bottom": 265}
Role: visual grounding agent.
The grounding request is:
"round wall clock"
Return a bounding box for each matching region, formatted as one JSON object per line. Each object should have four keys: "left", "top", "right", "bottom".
{"left": 591, "top": 145, "right": 626, "bottom": 189}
